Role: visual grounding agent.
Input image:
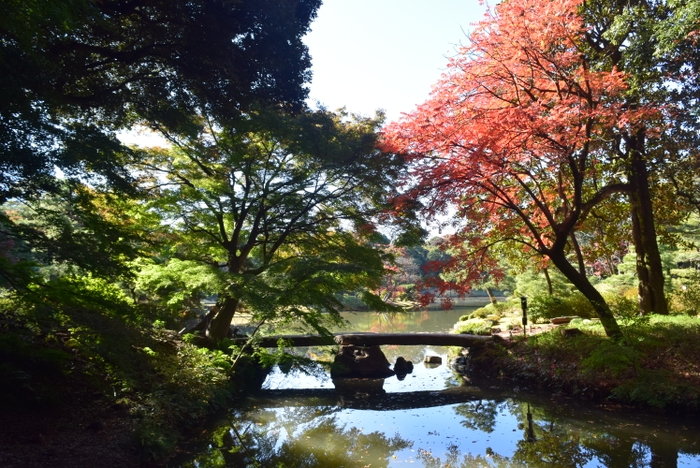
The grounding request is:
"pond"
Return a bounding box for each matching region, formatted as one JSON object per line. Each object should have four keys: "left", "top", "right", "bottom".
{"left": 177, "top": 309, "right": 700, "bottom": 467}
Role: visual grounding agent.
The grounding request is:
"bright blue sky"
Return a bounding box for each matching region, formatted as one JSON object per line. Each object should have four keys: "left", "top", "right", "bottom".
{"left": 303, "top": 0, "right": 488, "bottom": 123}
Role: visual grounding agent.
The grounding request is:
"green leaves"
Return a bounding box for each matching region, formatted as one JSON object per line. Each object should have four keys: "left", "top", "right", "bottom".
{"left": 135, "top": 259, "right": 225, "bottom": 312}
{"left": 131, "top": 108, "right": 402, "bottom": 339}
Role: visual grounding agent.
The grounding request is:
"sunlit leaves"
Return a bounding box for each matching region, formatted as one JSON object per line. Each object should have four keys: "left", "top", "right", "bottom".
{"left": 132, "top": 109, "right": 402, "bottom": 338}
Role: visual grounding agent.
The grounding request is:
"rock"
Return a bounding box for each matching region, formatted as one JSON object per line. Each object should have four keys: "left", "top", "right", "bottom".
{"left": 331, "top": 345, "right": 395, "bottom": 379}
{"left": 424, "top": 355, "right": 442, "bottom": 366}
{"left": 393, "top": 356, "right": 414, "bottom": 379}
{"left": 560, "top": 327, "right": 584, "bottom": 338}
{"left": 550, "top": 316, "right": 579, "bottom": 325}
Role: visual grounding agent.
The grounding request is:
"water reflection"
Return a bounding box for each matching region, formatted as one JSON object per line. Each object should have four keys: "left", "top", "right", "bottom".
{"left": 338, "top": 308, "right": 472, "bottom": 334}
{"left": 179, "top": 365, "right": 700, "bottom": 467}
{"left": 181, "top": 406, "right": 412, "bottom": 467}
{"left": 177, "top": 310, "right": 700, "bottom": 467}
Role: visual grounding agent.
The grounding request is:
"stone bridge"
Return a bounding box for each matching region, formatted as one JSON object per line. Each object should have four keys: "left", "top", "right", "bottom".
{"left": 232, "top": 332, "right": 492, "bottom": 380}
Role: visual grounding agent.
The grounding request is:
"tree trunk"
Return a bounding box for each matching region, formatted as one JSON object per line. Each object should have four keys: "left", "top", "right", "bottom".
{"left": 486, "top": 287, "right": 498, "bottom": 305}
{"left": 207, "top": 296, "right": 240, "bottom": 340}
{"left": 570, "top": 232, "right": 586, "bottom": 276}
{"left": 628, "top": 132, "right": 669, "bottom": 315}
{"left": 543, "top": 268, "right": 553, "bottom": 295}
{"left": 631, "top": 206, "right": 654, "bottom": 314}
{"left": 547, "top": 250, "right": 623, "bottom": 340}
{"left": 650, "top": 442, "right": 678, "bottom": 468}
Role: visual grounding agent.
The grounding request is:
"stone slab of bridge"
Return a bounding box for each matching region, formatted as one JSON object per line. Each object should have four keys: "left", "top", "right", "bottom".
{"left": 232, "top": 332, "right": 492, "bottom": 348}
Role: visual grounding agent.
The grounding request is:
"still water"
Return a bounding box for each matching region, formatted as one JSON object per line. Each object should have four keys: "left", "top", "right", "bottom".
{"left": 179, "top": 309, "right": 700, "bottom": 467}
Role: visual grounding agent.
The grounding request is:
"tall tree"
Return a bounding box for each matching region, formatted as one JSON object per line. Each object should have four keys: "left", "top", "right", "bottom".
{"left": 381, "top": 0, "right": 667, "bottom": 338}
{"left": 134, "top": 109, "right": 402, "bottom": 341}
{"left": 581, "top": 0, "right": 674, "bottom": 315}
{"left": 0, "top": 0, "right": 321, "bottom": 203}
{"left": 1, "top": 0, "right": 322, "bottom": 294}
{"left": 581, "top": 0, "right": 700, "bottom": 314}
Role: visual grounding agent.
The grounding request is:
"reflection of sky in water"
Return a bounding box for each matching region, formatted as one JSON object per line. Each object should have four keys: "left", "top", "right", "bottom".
{"left": 258, "top": 403, "right": 522, "bottom": 465}
{"left": 260, "top": 347, "right": 523, "bottom": 464}
{"left": 332, "top": 404, "right": 522, "bottom": 465}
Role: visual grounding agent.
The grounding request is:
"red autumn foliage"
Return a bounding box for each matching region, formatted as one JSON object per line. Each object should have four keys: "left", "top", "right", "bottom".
{"left": 381, "top": 0, "right": 659, "bottom": 337}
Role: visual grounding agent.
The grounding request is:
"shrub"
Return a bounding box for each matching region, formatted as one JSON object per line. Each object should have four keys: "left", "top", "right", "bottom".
{"left": 604, "top": 293, "right": 640, "bottom": 318}
{"left": 453, "top": 318, "right": 493, "bottom": 336}
{"left": 335, "top": 293, "right": 366, "bottom": 310}
{"left": 669, "top": 272, "right": 700, "bottom": 316}
{"left": 527, "top": 293, "right": 595, "bottom": 322}
{"left": 462, "top": 302, "right": 509, "bottom": 321}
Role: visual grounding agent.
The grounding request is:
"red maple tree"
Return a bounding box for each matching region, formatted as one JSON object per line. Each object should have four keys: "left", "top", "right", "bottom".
{"left": 381, "top": 0, "right": 660, "bottom": 339}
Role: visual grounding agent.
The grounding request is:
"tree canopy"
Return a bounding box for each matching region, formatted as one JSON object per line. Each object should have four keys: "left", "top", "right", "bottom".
{"left": 0, "top": 0, "right": 321, "bottom": 203}
{"left": 133, "top": 109, "right": 403, "bottom": 340}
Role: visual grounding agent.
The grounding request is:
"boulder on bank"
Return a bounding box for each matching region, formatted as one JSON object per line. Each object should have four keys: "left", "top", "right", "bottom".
{"left": 424, "top": 355, "right": 442, "bottom": 366}
{"left": 560, "top": 327, "right": 585, "bottom": 338}
{"left": 550, "top": 316, "right": 579, "bottom": 325}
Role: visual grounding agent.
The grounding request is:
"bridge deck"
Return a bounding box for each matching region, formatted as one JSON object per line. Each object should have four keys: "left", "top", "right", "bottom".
{"left": 233, "top": 332, "right": 491, "bottom": 348}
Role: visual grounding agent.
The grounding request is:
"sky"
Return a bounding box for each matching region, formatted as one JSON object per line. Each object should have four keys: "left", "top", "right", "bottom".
{"left": 303, "top": 0, "right": 488, "bottom": 123}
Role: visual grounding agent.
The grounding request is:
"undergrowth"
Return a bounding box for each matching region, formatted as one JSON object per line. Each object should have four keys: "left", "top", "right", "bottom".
{"left": 0, "top": 289, "right": 265, "bottom": 464}
{"left": 492, "top": 315, "right": 700, "bottom": 411}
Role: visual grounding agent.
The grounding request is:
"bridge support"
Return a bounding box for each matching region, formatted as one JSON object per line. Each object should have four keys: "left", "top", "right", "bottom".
{"left": 331, "top": 344, "right": 395, "bottom": 379}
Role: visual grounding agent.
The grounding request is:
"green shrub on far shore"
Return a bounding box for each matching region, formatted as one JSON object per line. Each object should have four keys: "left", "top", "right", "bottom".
{"left": 453, "top": 318, "right": 494, "bottom": 336}
{"left": 460, "top": 301, "right": 510, "bottom": 321}
{"left": 527, "top": 293, "right": 595, "bottom": 322}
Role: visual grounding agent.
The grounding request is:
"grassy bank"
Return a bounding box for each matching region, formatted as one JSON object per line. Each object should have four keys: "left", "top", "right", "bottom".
{"left": 464, "top": 313, "right": 700, "bottom": 412}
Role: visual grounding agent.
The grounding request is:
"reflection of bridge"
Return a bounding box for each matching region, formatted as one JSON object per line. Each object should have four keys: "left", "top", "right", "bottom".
{"left": 248, "top": 386, "right": 496, "bottom": 411}
{"left": 233, "top": 332, "right": 492, "bottom": 348}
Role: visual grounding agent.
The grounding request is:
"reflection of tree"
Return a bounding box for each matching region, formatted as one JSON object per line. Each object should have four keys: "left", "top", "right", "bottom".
{"left": 416, "top": 443, "right": 461, "bottom": 468}
{"left": 583, "top": 435, "right": 648, "bottom": 468}
{"left": 512, "top": 430, "right": 593, "bottom": 467}
{"left": 584, "top": 434, "right": 681, "bottom": 468}
{"left": 184, "top": 394, "right": 697, "bottom": 467}
{"left": 274, "top": 406, "right": 340, "bottom": 440}
{"left": 367, "top": 312, "right": 410, "bottom": 333}
{"left": 526, "top": 399, "right": 687, "bottom": 468}
{"left": 183, "top": 407, "right": 411, "bottom": 467}
{"left": 454, "top": 399, "right": 504, "bottom": 433}
{"left": 450, "top": 399, "right": 594, "bottom": 468}
{"left": 459, "top": 451, "right": 513, "bottom": 468}
{"left": 451, "top": 398, "right": 685, "bottom": 468}
{"left": 275, "top": 419, "right": 411, "bottom": 468}
{"left": 648, "top": 442, "right": 679, "bottom": 468}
